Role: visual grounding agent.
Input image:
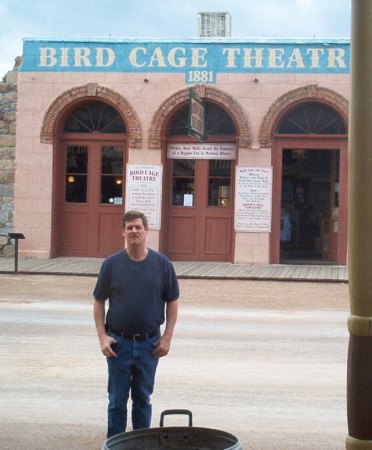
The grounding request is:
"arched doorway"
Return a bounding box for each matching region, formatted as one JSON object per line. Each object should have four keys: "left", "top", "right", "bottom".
{"left": 270, "top": 101, "right": 348, "bottom": 264}
{"left": 161, "top": 101, "right": 237, "bottom": 261}
{"left": 52, "top": 101, "right": 128, "bottom": 257}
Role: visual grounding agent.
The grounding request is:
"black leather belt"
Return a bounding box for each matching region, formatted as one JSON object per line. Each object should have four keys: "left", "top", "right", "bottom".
{"left": 106, "top": 325, "right": 159, "bottom": 341}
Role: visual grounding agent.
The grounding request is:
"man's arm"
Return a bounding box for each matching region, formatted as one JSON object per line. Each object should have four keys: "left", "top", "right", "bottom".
{"left": 152, "top": 299, "right": 179, "bottom": 359}
{"left": 93, "top": 300, "right": 117, "bottom": 358}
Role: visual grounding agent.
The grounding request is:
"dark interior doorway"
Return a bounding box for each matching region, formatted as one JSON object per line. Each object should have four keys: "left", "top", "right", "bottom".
{"left": 280, "top": 148, "right": 339, "bottom": 264}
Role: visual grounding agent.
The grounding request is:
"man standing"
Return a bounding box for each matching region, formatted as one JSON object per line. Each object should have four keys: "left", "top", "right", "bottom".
{"left": 93, "top": 210, "right": 179, "bottom": 438}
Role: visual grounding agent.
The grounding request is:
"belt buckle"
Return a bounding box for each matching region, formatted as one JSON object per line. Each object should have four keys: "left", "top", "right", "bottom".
{"left": 133, "top": 333, "right": 142, "bottom": 341}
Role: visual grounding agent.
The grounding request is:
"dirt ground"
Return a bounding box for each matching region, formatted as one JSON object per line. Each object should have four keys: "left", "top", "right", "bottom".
{"left": 0, "top": 274, "right": 350, "bottom": 449}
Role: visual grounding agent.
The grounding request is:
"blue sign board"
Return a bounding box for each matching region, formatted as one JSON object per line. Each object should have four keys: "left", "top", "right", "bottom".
{"left": 20, "top": 38, "right": 350, "bottom": 83}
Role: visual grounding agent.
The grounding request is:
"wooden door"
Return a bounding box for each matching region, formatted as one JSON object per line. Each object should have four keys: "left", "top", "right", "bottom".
{"left": 56, "top": 140, "right": 125, "bottom": 257}
{"left": 164, "top": 158, "right": 234, "bottom": 261}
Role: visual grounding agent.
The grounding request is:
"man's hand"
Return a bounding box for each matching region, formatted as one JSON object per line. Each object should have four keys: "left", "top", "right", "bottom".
{"left": 152, "top": 335, "right": 172, "bottom": 358}
{"left": 152, "top": 300, "right": 178, "bottom": 358}
{"left": 93, "top": 300, "right": 117, "bottom": 357}
{"left": 100, "top": 335, "right": 118, "bottom": 358}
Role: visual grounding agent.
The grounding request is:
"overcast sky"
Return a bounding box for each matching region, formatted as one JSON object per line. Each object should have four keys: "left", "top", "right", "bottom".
{"left": 1, "top": 0, "right": 351, "bottom": 77}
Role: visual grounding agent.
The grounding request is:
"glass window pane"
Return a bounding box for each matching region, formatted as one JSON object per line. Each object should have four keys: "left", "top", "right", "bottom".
{"left": 101, "top": 146, "right": 123, "bottom": 174}
{"left": 99, "top": 106, "right": 126, "bottom": 133}
{"left": 66, "top": 146, "right": 88, "bottom": 173}
{"left": 172, "top": 179, "right": 194, "bottom": 206}
{"left": 101, "top": 146, "right": 124, "bottom": 204}
{"left": 65, "top": 145, "right": 88, "bottom": 202}
{"left": 173, "top": 159, "right": 195, "bottom": 176}
{"left": 209, "top": 160, "right": 231, "bottom": 176}
{"left": 168, "top": 103, "right": 236, "bottom": 136}
{"left": 65, "top": 175, "right": 87, "bottom": 202}
{"left": 64, "top": 102, "right": 126, "bottom": 133}
{"left": 101, "top": 176, "right": 123, "bottom": 204}
{"left": 172, "top": 160, "right": 195, "bottom": 206}
{"left": 208, "top": 179, "right": 231, "bottom": 207}
{"left": 277, "top": 103, "right": 346, "bottom": 134}
{"left": 208, "top": 160, "right": 232, "bottom": 207}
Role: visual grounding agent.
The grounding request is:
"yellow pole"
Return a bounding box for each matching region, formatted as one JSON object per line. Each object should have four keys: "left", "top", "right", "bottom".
{"left": 347, "top": 1, "right": 372, "bottom": 448}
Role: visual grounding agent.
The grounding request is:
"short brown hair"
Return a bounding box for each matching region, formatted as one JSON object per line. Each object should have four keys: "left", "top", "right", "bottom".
{"left": 122, "top": 210, "right": 149, "bottom": 229}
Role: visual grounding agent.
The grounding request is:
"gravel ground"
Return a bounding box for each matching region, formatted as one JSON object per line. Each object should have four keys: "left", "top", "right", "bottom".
{"left": 0, "top": 274, "right": 350, "bottom": 449}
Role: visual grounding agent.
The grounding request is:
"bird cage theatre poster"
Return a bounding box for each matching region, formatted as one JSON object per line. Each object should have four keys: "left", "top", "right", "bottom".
{"left": 11, "top": 38, "right": 349, "bottom": 264}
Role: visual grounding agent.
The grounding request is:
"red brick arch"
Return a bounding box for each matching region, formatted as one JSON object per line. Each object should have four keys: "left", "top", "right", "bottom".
{"left": 259, "top": 84, "right": 349, "bottom": 147}
{"left": 40, "top": 83, "right": 142, "bottom": 148}
{"left": 148, "top": 84, "right": 251, "bottom": 149}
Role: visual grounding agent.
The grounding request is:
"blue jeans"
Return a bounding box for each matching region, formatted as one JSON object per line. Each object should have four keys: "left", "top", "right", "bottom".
{"left": 106, "top": 331, "right": 160, "bottom": 438}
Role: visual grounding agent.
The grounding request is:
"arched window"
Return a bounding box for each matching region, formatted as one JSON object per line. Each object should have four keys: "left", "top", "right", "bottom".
{"left": 168, "top": 102, "right": 236, "bottom": 136}
{"left": 64, "top": 101, "right": 127, "bottom": 133}
{"left": 277, "top": 102, "right": 346, "bottom": 135}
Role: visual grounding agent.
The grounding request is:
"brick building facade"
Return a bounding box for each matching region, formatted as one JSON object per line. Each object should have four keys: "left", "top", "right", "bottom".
{"left": 7, "top": 38, "right": 350, "bottom": 264}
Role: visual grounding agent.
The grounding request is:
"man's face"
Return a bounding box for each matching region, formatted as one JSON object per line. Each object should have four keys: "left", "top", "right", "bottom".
{"left": 123, "top": 218, "right": 148, "bottom": 247}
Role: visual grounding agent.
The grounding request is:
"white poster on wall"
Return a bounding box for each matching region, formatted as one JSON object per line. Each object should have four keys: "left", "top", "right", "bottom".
{"left": 235, "top": 167, "right": 273, "bottom": 232}
{"left": 167, "top": 143, "right": 236, "bottom": 160}
{"left": 125, "top": 164, "right": 163, "bottom": 230}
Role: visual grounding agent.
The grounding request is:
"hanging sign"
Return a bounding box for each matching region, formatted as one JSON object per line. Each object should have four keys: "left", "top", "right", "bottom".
{"left": 235, "top": 167, "right": 273, "bottom": 232}
{"left": 125, "top": 164, "right": 163, "bottom": 230}
{"left": 167, "top": 143, "right": 236, "bottom": 159}
{"left": 188, "top": 88, "right": 205, "bottom": 141}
